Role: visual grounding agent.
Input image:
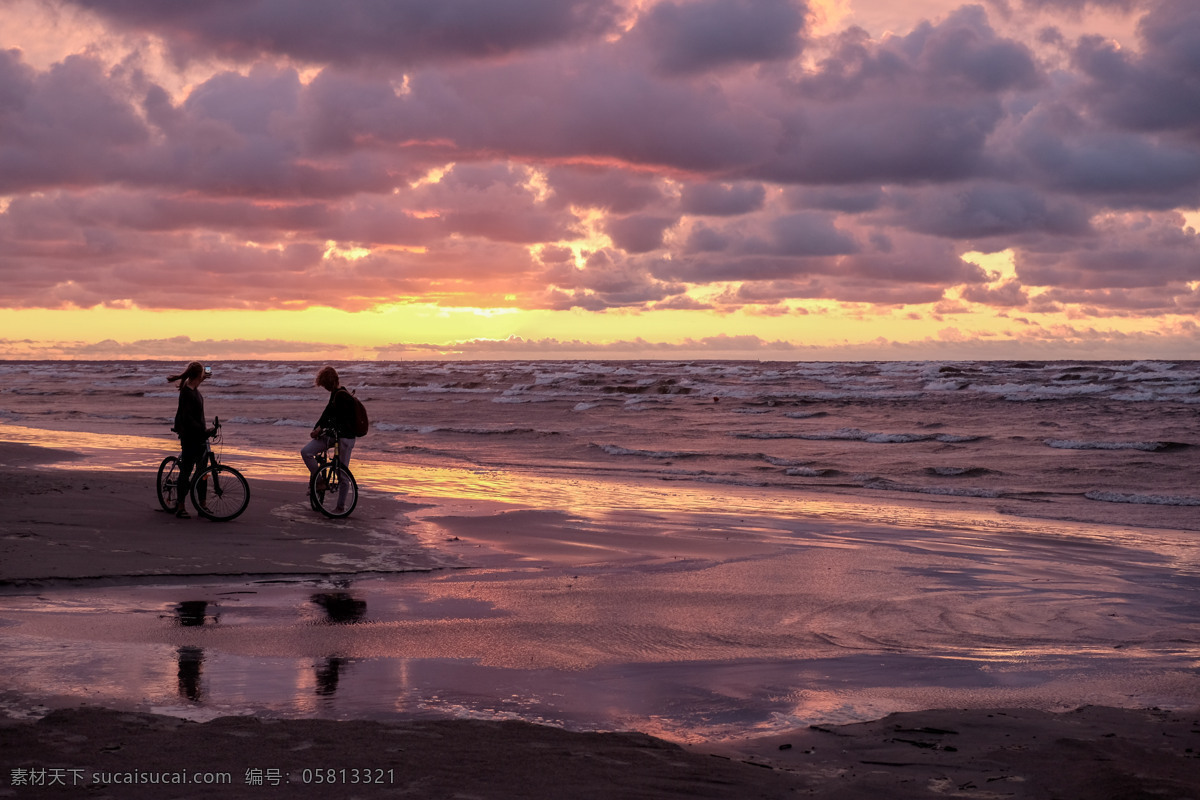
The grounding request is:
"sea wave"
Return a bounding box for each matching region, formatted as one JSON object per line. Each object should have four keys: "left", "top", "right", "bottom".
{"left": 597, "top": 444, "right": 698, "bottom": 459}
{"left": 1044, "top": 440, "right": 1185, "bottom": 451}
{"left": 785, "top": 467, "right": 839, "bottom": 477}
{"left": 736, "top": 428, "right": 981, "bottom": 444}
{"left": 860, "top": 477, "right": 1004, "bottom": 498}
{"left": 1084, "top": 491, "right": 1200, "bottom": 506}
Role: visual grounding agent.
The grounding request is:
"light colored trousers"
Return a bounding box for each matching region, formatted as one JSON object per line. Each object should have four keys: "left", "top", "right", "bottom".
{"left": 301, "top": 435, "right": 355, "bottom": 505}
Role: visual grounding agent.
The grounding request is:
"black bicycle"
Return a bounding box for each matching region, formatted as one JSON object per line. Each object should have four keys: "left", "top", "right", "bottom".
{"left": 308, "top": 429, "right": 358, "bottom": 518}
{"left": 157, "top": 418, "right": 250, "bottom": 521}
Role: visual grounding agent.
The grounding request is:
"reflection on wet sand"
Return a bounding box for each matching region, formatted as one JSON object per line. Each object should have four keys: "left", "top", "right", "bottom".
{"left": 177, "top": 646, "right": 204, "bottom": 702}
{"left": 173, "top": 601, "right": 215, "bottom": 703}
{"left": 311, "top": 592, "right": 367, "bottom": 698}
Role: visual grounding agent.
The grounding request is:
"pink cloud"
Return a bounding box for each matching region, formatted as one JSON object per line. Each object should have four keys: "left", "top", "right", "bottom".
{"left": 0, "top": 0, "right": 1195, "bottom": 324}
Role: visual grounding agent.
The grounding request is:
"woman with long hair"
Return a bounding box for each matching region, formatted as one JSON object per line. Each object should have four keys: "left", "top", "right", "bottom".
{"left": 167, "top": 361, "right": 212, "bottom": 518}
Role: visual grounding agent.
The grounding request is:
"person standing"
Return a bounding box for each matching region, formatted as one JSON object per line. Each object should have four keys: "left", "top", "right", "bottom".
{"left": 301, "top": 366, "right": 358, "bottom": 498}
{"left": 168, "top": 361, "right": 212, "bottom": 519}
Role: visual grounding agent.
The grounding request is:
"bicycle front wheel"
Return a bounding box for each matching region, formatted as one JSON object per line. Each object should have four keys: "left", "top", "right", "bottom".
{"left": 191, "top": 465, "right": 250, "bottom": 521}
{"left": 157, "top": 456, "right": 181, "bottom": 511}
{"left": 310, "top": 463, "right": 357, "bottom": 518}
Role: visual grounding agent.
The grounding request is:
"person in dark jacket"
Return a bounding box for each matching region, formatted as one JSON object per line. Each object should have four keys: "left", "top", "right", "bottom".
{"left": 168, "top": 361, "right": 213, "bottom": 518}
{"left": 301, "top": 365, "right": 357, "bottom": 487}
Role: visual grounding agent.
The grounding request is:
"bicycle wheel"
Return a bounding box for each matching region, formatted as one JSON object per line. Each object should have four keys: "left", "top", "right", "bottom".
{"left": 191, "top": 465, "right": 250, "bottom": 521}
{"left": 157, "top": 456, "right": 181, "bottom": 511}
{"left": 310, "top": 462, "right": 357, "bottom": 518}
{"left": 308, "top": 457, "right": 326, "bottom": 513}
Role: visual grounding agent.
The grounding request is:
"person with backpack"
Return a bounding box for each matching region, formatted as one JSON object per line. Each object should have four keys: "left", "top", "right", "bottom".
{"left": 301, "top": 366, "right": 366, "bottom": 485}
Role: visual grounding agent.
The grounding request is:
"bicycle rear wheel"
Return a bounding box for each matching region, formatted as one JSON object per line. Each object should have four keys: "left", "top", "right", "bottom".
{"left": 191, "top": 465, "right": 250, "bottom": 521}
{"left": 310, "top": 463, "right": 357, "bottom": 518}
{"left": 157, "top": 456, "right": 181, "bottom": 511}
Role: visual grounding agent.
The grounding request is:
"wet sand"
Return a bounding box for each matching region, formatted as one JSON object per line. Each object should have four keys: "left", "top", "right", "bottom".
{"left": 1, "top": 442, "right": 1199, "bottom": 798}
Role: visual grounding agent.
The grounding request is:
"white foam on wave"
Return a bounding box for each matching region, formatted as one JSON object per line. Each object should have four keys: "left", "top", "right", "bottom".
{"left": 1045, "top": 439, "right": 1168, "bottom": 451}
{"left": 598, "top": 444, "right": 693, "bottom": 459}
{"left": 261, "top": 375, "right": 315, "bottom": 389}
{"left": 1085, "top": 491, "right": 1200, "bottom": 506}
{"left": 797, "top": 390, "right": 925, "bottom": 402}
{"left": 978, "top": 382, "right": 1110, "bottom": 399}
{"left": 738, "top": 428, "right": 980, "bottom": 444}
{"left": 923, "top": 380, "right": 969, "bottom": 391}
{"left": 763, "top": 456, "right": 806, "bottom": 467}
{"left": 860, "top": 477, "right": 1003, "bottom": 498}
{"left": 785, "top": 467, "right": 836, "bottom": 477}
{"left": 373, "top": 422, "right": 421, "bottom": 433}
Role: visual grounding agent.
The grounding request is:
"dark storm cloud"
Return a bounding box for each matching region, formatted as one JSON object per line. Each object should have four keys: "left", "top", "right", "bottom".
{"left": 769, "top": 212, "right": 859, "bottom": 256}
{"left": 62, "top": 0, "right": 622, "bottom": 66}
{"left": 960, "top": 280, "right": 1030, "bottom": 306}
{"left": 298, "top": 54, "right": 778, "bottom": 173}
{"left": 634, "top": 0, "right": 807, "bottom": 74}
{"left": 757, "top": 7, "right": 1042, "bottom": 184}
{"left": 886, "top": 184, "right": 1094, "bottom": 240}
{"left": 545, "top": 167, "right": 667, "bottom": 214}
{"left": 679, "top": 182, "right": 766, "bottom": 216}
{"left": 785, "top": 186, "right": 885, "bottom": 214}
{"left": 1019, "top": 0, "right": 1144, "bottom": 12}
{"left": 604, "top": 214, "right": 678, "bottom": 253}
{"left": 541, "top": 249, "right": 686, "bottom": 308}
{"left": 1071, "top": 0, "right": 1200, "bottom": 135}
{"left": 1012, "top": 105, "right": 1200, "bottom": 205}
{"left": 0, "top": 52, "right": 147, "bottom": 193}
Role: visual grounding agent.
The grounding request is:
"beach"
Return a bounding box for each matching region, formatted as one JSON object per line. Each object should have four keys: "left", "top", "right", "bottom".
{"left": 2, "top": 434, "right": 1198, "bottom": 798}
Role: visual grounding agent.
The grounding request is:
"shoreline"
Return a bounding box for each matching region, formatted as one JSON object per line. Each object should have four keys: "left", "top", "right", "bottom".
{"left": 2, "top": 440, "right": 1199, "bottom": 797}
{"left": 2, "top": 704, "right": 1197, "bottom": 798}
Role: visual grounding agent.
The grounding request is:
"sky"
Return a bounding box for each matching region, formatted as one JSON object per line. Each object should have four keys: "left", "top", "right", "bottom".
{"left": 0, "top": 0, "right": 1198, "bottom": 361}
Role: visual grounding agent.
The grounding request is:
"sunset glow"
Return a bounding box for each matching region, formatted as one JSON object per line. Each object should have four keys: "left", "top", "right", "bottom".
{"left": 1, "top": 0, "right": 1197, "bottom": 360}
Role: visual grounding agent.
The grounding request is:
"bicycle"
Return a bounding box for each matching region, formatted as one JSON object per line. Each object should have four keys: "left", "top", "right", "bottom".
{"left": 156, "top": 417, "right": 251, "bottom": 521}
{"left": 308, "top": 429, "right": 358, "bottom": 519}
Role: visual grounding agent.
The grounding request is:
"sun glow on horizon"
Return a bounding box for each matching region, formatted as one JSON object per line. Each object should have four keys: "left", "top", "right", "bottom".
{"left": 3, "top": 290, "right": 1197, "bottom": 361}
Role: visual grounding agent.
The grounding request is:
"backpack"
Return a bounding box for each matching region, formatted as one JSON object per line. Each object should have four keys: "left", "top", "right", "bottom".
{"left": 341, "top": 387, "right": 370, "bottom": 437}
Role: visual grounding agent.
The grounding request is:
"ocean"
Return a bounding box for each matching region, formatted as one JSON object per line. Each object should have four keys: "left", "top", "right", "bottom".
{"left": 2, "top": 359, "right": 1198, "bottom": 532}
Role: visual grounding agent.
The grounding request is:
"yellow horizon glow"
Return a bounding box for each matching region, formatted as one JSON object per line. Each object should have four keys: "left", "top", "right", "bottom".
{"left": 0, "top": 292, "right": 1194, "bottom": 361}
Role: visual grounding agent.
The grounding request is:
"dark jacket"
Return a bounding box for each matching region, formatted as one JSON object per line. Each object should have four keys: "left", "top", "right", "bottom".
{"left": 315, "top": 388, "right": 358, "bottom": 439}
{"left": 174, "top": 385, "right": 206, "bottom": 440}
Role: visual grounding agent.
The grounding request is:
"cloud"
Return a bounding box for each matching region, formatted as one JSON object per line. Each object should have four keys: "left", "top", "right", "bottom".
{"left": 1070, "top": 0, "right": 1200, "bottom": 135}
{"left": 546, "top": 166, "right": 667, "bottom": 214}
{"left": 0, "top": 52, "right": 148, "bottom": 193}
{"left": 884, "top": 183, "right": 1093, "bottom": 241}
{"left": 634, "top": 0, "right": 808, "bottom": 75}
{"left": 604, "top": 214, "right": 678, "bottom": 253}
{"left": 0, "top": 0, "right": 1196, "bottom": 331}
{"left": 377, "top": 332, "right": 805, "bottom": 358}
{"left": 0, "top": 334, "right": 354, "bottom": 360}
{"left": 680, "top": 182, "right": 766, "bottom": 216}
{"left": 64, "top": 0, "right": 622, "bottom": 66}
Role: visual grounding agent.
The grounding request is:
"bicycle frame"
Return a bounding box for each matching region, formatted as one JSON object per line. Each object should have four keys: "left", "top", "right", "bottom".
{"left": 157, "top": 419, "right": 250, "bottom": 521}
{"left": 308, "top": 428, "right": 358, "bottom": 518}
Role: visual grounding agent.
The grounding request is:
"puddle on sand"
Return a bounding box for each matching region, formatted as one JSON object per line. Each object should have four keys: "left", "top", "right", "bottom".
{"left": 0, "top": 575, "right": 800, "bottom": 740}
{"left": 3, "top": 571, "right": 1199, "bottom": 745}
